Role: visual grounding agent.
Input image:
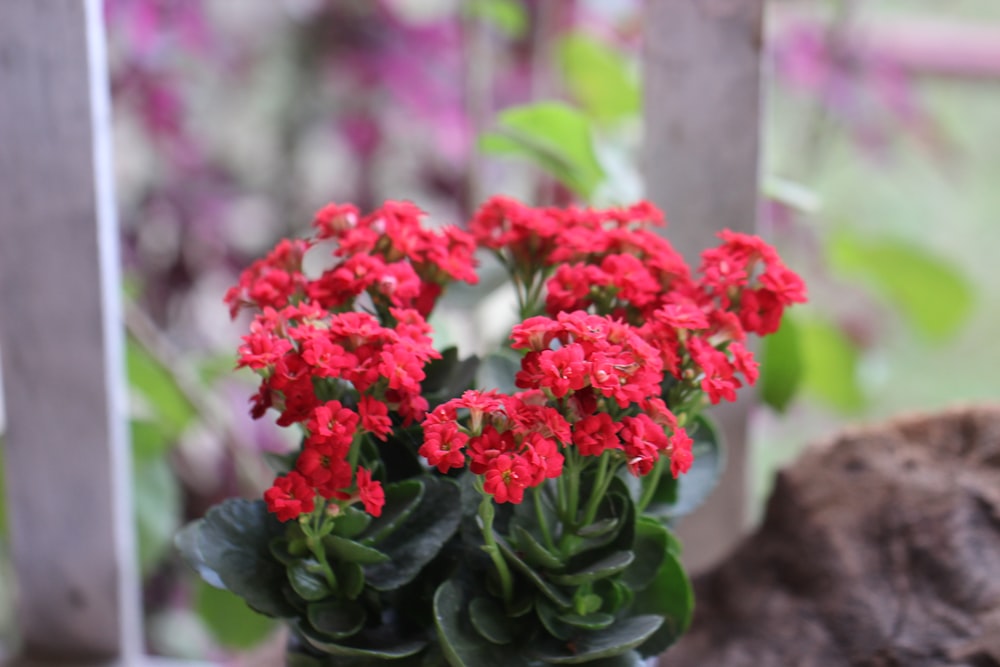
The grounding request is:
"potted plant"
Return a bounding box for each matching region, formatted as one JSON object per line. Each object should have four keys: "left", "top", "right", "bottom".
{"left": 176, "top": 196, "right": 805, "bottom": 665}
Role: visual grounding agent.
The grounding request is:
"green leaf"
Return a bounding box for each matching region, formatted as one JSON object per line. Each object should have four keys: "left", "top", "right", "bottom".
{"left": 797, "top": 317, "right": 866, "bottom": 412}
{"left": 469, "top": 596, "right": 514, "bottom": 645}
{"left": 465, "top": 0, "right": 528, "bottom": 38}
{"left": 496, "top": 533, "right": 572, "bottom": 609}
{"left": 574, "top": 518, "right": 619, "bottom": 539}
{"left": 134, "top": 456, "right": 182, "bottom": 576}
{"left": 307, "top": 600, "right": 367, "bottom": 640}
{"left": 631, "top": 549, "right": 692, "bottom": 657}
{"left": 334, "top": 560, "right": 365, "bottom": 600}
{"left": 434, "top": 578, "right": 538, "bottom": 667}
{"left": 360, "top": 479, "right": 425, "bottom": 545}
{"left": 364, "top": 477, "right": 462, "bottom": 591}
{"left": 829, "top": 231, "right": 974, "bottom": 341}
{"left": 287, "top": 560, "right": 334, "bottom": 601}
{"left": 322, "top": 535, "right": 390, "bottom": 565}
{"left": 175, "top": 498, "right": 297, "bottom": 618}
{"left": 549, "top": 551, "right": 635, "bottom": 586}
{"left": 536, "top": 597, "right": 573, "bottom": 641}
{"left": 621, "top": 518, "right": 668, "bottom": 591}
{"left": 126, "top": 336, "right": 196, "bottom": 439}
{"left": 556, "top": 33, "right": 640, "bottom": 123}
{"left": 331, "top": 506, "right": 372, "bottom": 539}
{"left": 512, "top": 525, "right": 564, "bottom": 570}
{"left": 297, "top": 621, "right": 428, "bottom": 660}
{"left": 760, "top": 315, "right": 804, "bottom": 412}
{"left": 557, "top": 612, "right": 614, "bottom": 631}
{"left": 422, "top": 348, "right": 480, "bottom": 406}
{"left": 481, "top": 102, "right": 604, "bottom": 198}
{"left": 530, "top": 615, "right": 664, "bottom": 664}
{"left": 195, "top": 580, "right": 275, "bottom": 649}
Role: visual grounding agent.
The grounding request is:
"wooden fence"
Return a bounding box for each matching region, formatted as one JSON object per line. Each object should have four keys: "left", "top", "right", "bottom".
{"left": 0, "top": 0, "right": 764, "bottom": 662}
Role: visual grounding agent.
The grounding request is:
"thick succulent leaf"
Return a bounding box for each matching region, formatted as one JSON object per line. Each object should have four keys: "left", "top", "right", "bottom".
{"left": 621, "top": 518, "right": 668, "bottom": 591}
{"left": 360, "top": 479, "right": 425, "bottom": 545}
{"left": 434, "top": 578, "right": 541, "bottom": 667}
{"left": 175, "top": 498, "right": 296, "bottom": 618}
{"left": 333, "top": 560, "right": 365, "bottom": 600}
{"left": 323, "top": 535, "right": 390, "bottom": 565}
{"left": 469, "top": 596, "right": 514, "bottom": 645}
{"left": 496, "top": 533, "right": 572, "bottom": 609}
{"left": 549, "top": 551, "right": 634, "bottom": 587}
{"left": 365, "top": 477, "right": 462, "bottom": 591}
{"left": 567, "top": 480, "right": 634, "bottom": 563}
{"left": 644, "top": 415, "right": 724, "bottom": 520}
{"left": 287, "top": 560, "right": 334, "bottom": 601}
{"left": 530, "top": 615, "right": 664, "bottom": 664}
{"left": 513, "top": 524, "right": 564, "bottom": 570}
{"left": 631, "top": 549, "right": 693, "bottom": 657}
{"left": 536, "top": 597, "right": 573, "bottom": 641}
{"left": 331, "top": 506, "right": 372, "bottom": 539}
{"left": 298, "top": 621, "right": 428, "bottom": 659}
{"left": 307, "top": 600, "right": 367, "bottom": 640}
{"left": 422, "top": 347, "right": 481, "bottom": 405}
{"left": 574, "top": 517, "right": 618, "bottom": 539}
{"left": 557, "top": 612, "right": 615, "bottom": 631}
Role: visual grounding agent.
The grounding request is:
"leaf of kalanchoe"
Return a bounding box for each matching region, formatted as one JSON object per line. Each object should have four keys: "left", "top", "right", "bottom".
{"left": 469, "top": 596, "right": 515, "bottom": 645}
{"left": 287, "top": 560, "right": 335, "bottom": 601}
{"left": 174, "top": 498, "right": 297, "bottom": 618}
{"left": 642, "top": 414, "right": 725, "bottom": 521}
{"left": 322, "top": 535, "right": 390, "bottom": 565}
{"left": 630, "top": 548, "right": 693, "bottom": 658}
{"left": 620, "top": 518, "right": 669, "bottom": 591}
{"left": 512, "top": 524, "right": 564, "bottom": 570}
{"left": 359, "top": 478, "right": 425, "bottom": 545}
{"left": 364, "top": 476, "right": 462, "bottom": 592}
{"left": 330, "top": 506, "right": 372, "bottom": 539}
{"left": 296, "top": 620, "right": 428, "bottom": 660}
{"left": 556, "top": 612, "right": 615, "bottom": 631}
{"left": 421, "top": 346, "right": 481, "bottom": 406}
{"left": 530, "top": 615, "right": 664, "bottom": 665}
{"left": 565, "top": 480, "right": 635, "bottom": 564}
{"left": 495, "top": 533, "right": 572, "bottom": 609}
{"left": 434, "top": 578, "right": 542, "bottom": 667}
{"left": 548, "top": 550, "right": 635, "bottom": 587}
{"left": 332, "top": 560, "right": 365, "bottom": 600}
{"left": 307, "top": 599, "right": 367, "bottom": 640}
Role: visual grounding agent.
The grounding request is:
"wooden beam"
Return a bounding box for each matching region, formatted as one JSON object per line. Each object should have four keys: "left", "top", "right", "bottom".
{"left": 642, "top": 0, "right": 766, "bottom": 573}
{"left": 0, "top": 0, "right": 140, "bottom": 662}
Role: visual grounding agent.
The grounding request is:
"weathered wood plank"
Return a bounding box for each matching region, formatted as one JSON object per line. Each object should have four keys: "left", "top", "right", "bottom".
{"left": 642, "top": 0, "right": 766, "bottom": 572}
{"left": 0, "top": 0, "right": 139, "bottom": 661}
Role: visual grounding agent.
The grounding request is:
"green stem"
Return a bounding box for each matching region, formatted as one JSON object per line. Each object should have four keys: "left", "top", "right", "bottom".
{"left": 636, "top": 456, "right": 666, "bottom": 514}
{"left": 303, "top": 510, "right": 338, "bottom": 591}
{"left": 581, "top": 453, "right": 612, "bottom": 526}
{"left": 566, "top": 450, "right": 581, "bottom": 529}
{"left": 476, "top": 484, "right": 514, "bottom": 607}
{"left": 533, "top": 484, "right": 556, "bottom": 552}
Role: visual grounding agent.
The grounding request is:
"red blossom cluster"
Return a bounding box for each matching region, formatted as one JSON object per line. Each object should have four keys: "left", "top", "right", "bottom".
{"left": 231, "top": 195, "right": 805, "bottom": 519}
{"left": 228, "top": 201, "right": 479, "bottom": 522}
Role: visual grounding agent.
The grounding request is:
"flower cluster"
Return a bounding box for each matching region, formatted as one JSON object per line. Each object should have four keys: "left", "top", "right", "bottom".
{"left": 228, "top": 201, "right": 478, "bottom": 521}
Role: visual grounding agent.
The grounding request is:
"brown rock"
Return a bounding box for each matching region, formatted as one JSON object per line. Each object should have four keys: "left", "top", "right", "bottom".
{"left": 663, "top": 405, "right": 1000, "bottom": 667}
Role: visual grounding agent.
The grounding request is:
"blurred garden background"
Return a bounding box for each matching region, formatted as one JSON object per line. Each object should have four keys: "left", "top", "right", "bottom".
{"left": 1, "top": 0, "right": 999, "bottom": 661}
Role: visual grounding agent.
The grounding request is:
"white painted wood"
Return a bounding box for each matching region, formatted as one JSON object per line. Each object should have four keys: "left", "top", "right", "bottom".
{"left": 642, "top": 0, "right": 766, "bottom": 573}
{"left": 0, "top": 0, "right": 140, "bottom": 661}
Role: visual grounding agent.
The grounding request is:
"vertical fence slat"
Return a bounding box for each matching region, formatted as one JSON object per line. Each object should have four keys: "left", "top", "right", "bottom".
{"left": 0, "top": 1, "right": 139, "bottom": 661}
{"left": 642, "top": 0, "right": 766, "bottom": 572}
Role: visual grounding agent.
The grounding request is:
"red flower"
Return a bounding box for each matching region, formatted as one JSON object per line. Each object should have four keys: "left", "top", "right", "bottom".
{"left": 356, "top": 467, "right": 385, "bottom": 517}
{"left": 573, "top": 413, "right": 622, "bottom": 457}
{"left": 419, "top": 421, "right": 469, "bottom": 473}
{"left": 483, "top": 454, "right": 532, "bottom": 504}
{"left": 359, "top": 395, "right": 393, "bottom": 440}
{"left": 264, "top": 472, "right": 315, "bottom": 522}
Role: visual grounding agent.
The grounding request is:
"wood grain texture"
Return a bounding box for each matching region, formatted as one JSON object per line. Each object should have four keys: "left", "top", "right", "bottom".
{"left": 0, "top": 1, "right": 136, "bottom": 661}
{"left": 642, "top": 0, "right": 766, "bottom": 573}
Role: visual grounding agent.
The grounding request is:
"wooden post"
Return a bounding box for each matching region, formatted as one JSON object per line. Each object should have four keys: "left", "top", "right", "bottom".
{"left": 0, "top": 0, "right": 141, "bottom": 662}
{"left": 642, "top": 0, "right": 766, "bottom": 572}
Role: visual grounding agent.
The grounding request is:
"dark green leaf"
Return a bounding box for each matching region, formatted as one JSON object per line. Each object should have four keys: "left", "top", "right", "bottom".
{"left": 631, "top": 549, "right": 692, "bottom": 657}
{"left": 288, "top": 560, "right": 334, "bottom": 601}
{"left": 322, "top": 535, "right": 389, "bottom": 565}
{"left": 298, "top": 621, "right": 427, "bottom": 659}
{"left": 496, "top": 533, "right": 572, "bottom": 609}
{"left": 512, "top": 525, "right": 564, "bottom": 570}
{"left": 175, "top": 498, "right": 296, "bottom": 618}
{"left": 434, "top": 578, "right": 538, "bottom": 667}
{"left": 195, "top": 580, "right": 275, "bottom": 649}
{"left": 422, "top": 347, "right": 480, "bottom": 405}
{"left": 557, "top": 612, "right": 614, "bottom": 631}
{"left": 332, "top": 506, "right": 372, "bottom": 539}
{"left": 829, "top": 230, "right": 974, "bottom": 341}
{"left": 536, "top": 597, "right": 573, "bottom": 641}
{"left": 365, "top": 477, "right": 462, "bottom": 591}
{"left": 531, "top": 615, "right": 664, "bottom": 664}
{"left": 307, "top": 600, "right": 367, "bottom": 640}
{"left": 480, "top": 102, "right": 604, "bottom": 198}
{"left": 797, "top": 317, "right": 866, "bottom": 412}
{"left": 557, "top": 33, "right": 640, "bottom": 123}
{"left": 360, "top": 479, "right": 424, "bottom": 545}
{"left": 760, "top": 314, "right": 804, "bottom": 413}
{"left": 469, "top": 596, "right": 514, "bottom": 645}
{"left": 647, "top": 415, "right": 724, "bottom": 520}
{"left": 621, "top": 518, "right": 668, "bottom": 591}
{"left": 574, "top": 518, "right": 618, "bottom": 539}
{"left": 549, "top": 551, "right": 634, "bottom": 586}
{"left": 333, "top": 560, "right": 365, "bottom": 600}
